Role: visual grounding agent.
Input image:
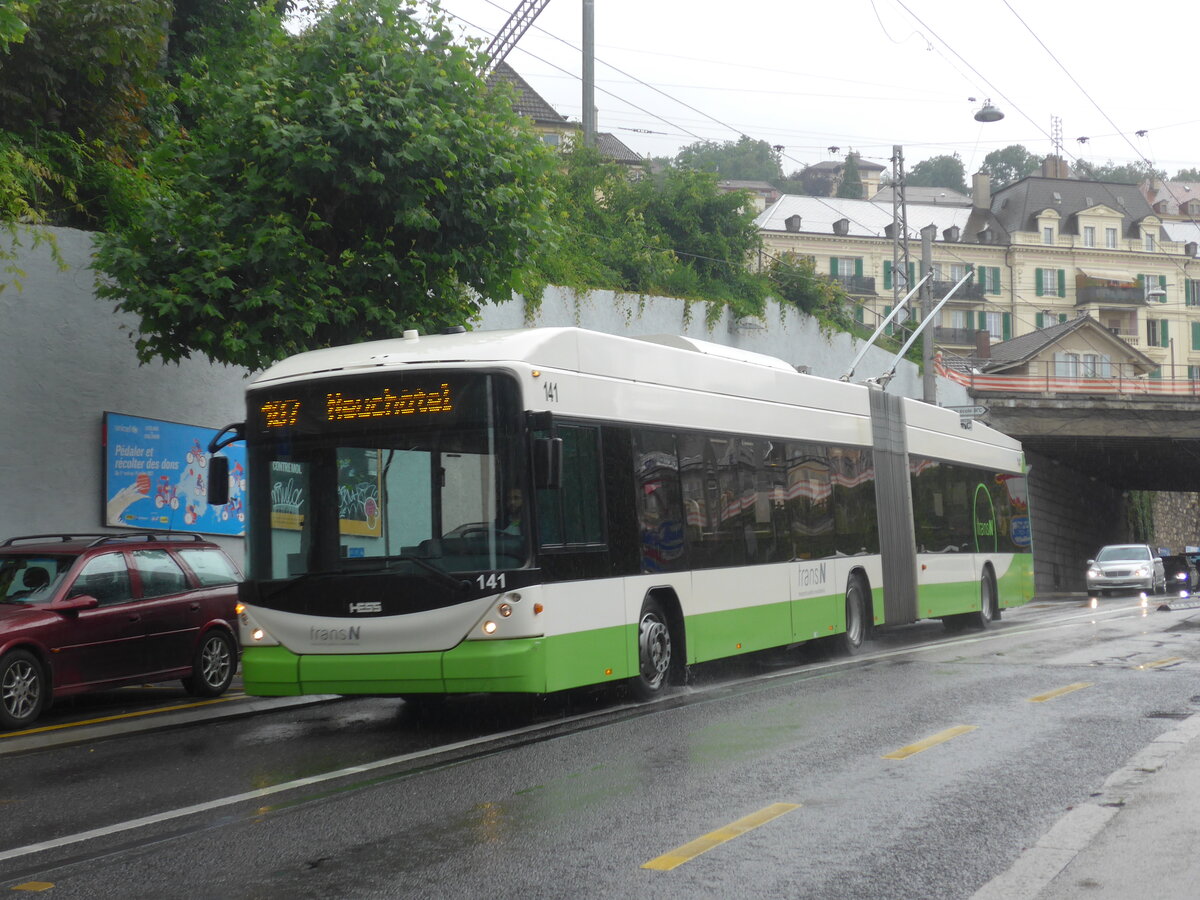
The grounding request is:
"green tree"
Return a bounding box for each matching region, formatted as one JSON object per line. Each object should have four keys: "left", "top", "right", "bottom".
{"left": 1174, "top": 168, "right": 1200, "bottom": 182}
{"left": 0, "top": 1, "right": 33, "bottom": 52}
{"left": 836, "top": 153, "right": 863, "bottom": 199}
{"left": 94, "top": 0, "right": 558, "bottom": 369}
{"left": 907, "top": 154, "right": 967, "bottom": 193}
{"left": 980, "top": 144, "right": 1041, "bottom": 188}
{"left": 673, "top": 135, "right": 783, "bottom": 182}
{"left": 1074, "top": 158, "right": 1164, "bottom": 185}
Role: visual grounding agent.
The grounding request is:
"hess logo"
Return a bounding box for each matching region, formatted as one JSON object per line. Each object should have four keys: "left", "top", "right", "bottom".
{"left": 348, "top": 601, "right": 382, "bottom": 614}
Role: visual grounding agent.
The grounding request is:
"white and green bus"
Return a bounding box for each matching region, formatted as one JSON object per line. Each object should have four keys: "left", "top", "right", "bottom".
{"left": 209, "top": 327, "right": 1034, "bottom": 700}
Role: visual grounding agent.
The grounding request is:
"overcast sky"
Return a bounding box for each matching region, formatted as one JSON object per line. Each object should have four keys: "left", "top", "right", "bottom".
{"left": 434, "top": 0, "right": 1200, "bottom": 180}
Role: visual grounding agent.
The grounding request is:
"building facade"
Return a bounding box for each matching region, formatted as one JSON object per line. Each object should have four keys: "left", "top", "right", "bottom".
{"left": 757, "top": 158, "right": 1200, "bottom": 380}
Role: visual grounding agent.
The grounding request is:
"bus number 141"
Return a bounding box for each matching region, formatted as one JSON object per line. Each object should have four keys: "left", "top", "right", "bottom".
{"left": 477, "top": 573, "right": 507, "bottom": 591}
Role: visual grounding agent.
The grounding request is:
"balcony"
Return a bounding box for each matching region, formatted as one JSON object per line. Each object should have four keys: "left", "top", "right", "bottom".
{"left": 1104, "top": 328, "right": 1142, "bottom": 347}
{"left": 930, "top": 280, "right": 985, "bottom": 301}
{"left": 824, "top": 274, "right": 876, "bottom": 295}
{"left": 1077, "top": 285, "right": 1145, "bottom": 306}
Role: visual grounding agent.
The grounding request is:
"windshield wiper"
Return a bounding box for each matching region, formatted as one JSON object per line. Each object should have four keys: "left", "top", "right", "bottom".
{"left": 385, "top": 555, "right": 472, "bottom": 593}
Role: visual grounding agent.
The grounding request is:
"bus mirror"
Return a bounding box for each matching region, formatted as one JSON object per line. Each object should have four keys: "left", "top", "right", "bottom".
{"left": 533, "top": 437, "right": 563, "bottom": 489}
{"left": 208, "top": 456, "right": 230, "bottom": 505}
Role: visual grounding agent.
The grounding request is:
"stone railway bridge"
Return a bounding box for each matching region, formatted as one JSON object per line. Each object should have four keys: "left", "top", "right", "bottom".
{"left": 972, "top": 389, "right": 1200, "bottom": 595}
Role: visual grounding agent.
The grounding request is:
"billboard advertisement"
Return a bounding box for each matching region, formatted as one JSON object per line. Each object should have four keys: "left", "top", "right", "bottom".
{"left": 104, "top": 412, "right": 246, "bottom": 536}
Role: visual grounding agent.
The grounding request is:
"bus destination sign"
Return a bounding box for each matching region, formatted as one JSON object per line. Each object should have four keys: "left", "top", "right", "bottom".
{"left": 260, "top": 383, "right": 454, "bottom": 429}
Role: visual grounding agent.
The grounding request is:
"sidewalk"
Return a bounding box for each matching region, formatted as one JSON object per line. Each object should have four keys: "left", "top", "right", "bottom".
{"left": 972, "top": 714, "right": 1200, "bottom": 899}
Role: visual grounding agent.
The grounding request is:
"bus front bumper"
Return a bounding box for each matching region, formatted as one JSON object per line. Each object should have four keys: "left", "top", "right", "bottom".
{"left": 240, "top": 638, "right": 547, "bottom": 696}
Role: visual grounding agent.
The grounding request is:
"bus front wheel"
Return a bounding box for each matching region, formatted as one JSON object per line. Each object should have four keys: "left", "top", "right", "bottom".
{"left": 631, "top": 598, "right": 673, "bottom": 701}
{"left": 962, "top": 571, "right": 997, "bottom": 630}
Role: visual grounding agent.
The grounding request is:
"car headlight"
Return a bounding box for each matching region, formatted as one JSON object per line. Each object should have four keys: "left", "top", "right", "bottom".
{"left": 1133, "top": 565, "right": 1150, "bottom": 578}
{"left": 1087, "top": 566, "right": 1101, "bottom": 577}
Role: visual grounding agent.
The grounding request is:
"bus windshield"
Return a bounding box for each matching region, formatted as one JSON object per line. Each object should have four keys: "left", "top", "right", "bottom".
{"left": 244, "top": 371, "right": 526, "bottom": 580}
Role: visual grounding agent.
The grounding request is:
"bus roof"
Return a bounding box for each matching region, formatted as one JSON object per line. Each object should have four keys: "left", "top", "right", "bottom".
{"left": 251, "top": 327, "right": 798, "bottom": 386}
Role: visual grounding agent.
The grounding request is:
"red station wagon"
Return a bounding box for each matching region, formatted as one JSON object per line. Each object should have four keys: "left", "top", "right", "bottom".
{"left": 0, "top": 533, "right": 242, "bottom": 729}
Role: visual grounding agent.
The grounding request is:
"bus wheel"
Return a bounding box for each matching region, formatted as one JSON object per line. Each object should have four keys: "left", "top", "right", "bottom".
{"left": 963, "top": 571, "right": 997, "bottom": 630}
{"left": 631, "top": 598, "right": 673, "bottom": 701}
{"left": 834, "top": 575, "right": 868, "bottom": 656}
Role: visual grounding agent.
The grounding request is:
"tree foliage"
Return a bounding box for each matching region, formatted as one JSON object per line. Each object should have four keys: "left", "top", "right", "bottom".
{"left": 1074, "top": 158, "right": 1165, "bottom": 185}
{"left": 979, "top": 144, "right": 1041, "bottom": 188}
{"left": 95, "top": 0, "right": 558, "bottom": 369}
{"left": 836, "top": 153, "right": 863, "bottom": 199}
{"left": 534, "top": 144, "right": 767, "bottom": 318}
{"left": 907, "top": 154, "right": 967, "bottom": 193}
{"left": 1174, "top": 168, "right": 1200, "bottom": 182}
{"left": 673, "top": 135, "right": 783, "bottom": 183}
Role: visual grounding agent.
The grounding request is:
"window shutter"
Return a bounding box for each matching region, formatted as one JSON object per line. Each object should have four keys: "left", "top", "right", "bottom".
{"left": 854, "top": 258, "right": 863, "bottom": 277}
{"left": 1035, "top": 269, "right": 1044, "bottom": 296}
{"left": 1137, "top": 274, "right": 1145, "bottom": 291}
{"left": 830, "top": 257, "right": 839, "bottom": 276}
{"left": 1036, "top": 313, "right": 1045, "bottom": 329}
{"left": 1057, "top": 269, "right": 1066, "bottom": 297}
{"left": 990, "top": 267, "right": 1001, "bottom": 294}
{"left": 908, "top": 262, "right": 916, "bottom": 285}
{"left": 977, "top": 311, "right": 987, "bottom": 331}
{"left": 884, "top": 305, "right": 893, "bottom": 335}
{"left": 1161, "top": 320, "right": 1170, "bottom": 348}
{"left": 1002, "top": 313, "right": 1012, "bottom": 340}
{"left": 1187, "top": 280, "right": 1195, "bottom": 306}
{"left": 1192, "top": 321, "right": 1200, "bottom": 351}
{"left": 1159, "top": 275, "right": 1167, "bottom": 300}
{"left": 883, "top": 261, "right": 892, "bottom": 289}
{"left": 1058, "top": 313, "right": 1068, "bottom": 323}
{"left": 856, "top": 304, "right": 865, "bottom": 324}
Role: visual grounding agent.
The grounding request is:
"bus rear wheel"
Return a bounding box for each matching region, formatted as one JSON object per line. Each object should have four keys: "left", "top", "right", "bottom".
{"left": 962, "top": 571, "right": 997, "bottom": 630}
{"left": 833, "top": 575, "right": 868, "bottom": 656}
{"left": 631, "top": 598, "right": 673, "bottom": 701}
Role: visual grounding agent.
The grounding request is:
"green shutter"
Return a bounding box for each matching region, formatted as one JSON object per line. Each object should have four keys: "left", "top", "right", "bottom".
{"left": 1057, "top": 269, "right": 1066, "bottom": 297}
{"left": 1187, "top": 280, "right": 1195, "bottom": 306}
{"left": 854, "top": 258, "right": 863, "bottom": 277}
{"left": 830, "top": 257, "right": 839, "bottom": 276}
{"left": 908, "top": 262, "right": 916, "bottom": 285}
{"left": 1191, "top": 321, "right": 1200, "bottom": 351}
{"left": 1159, "top": 275, "right": 1168, "bottom": 300}
{"left": 884, "top": 305, "right": 893, "bottom": 335}
{"left": 990, "top": 267, "right": 1001, "bottom": 294}
{"left": 1002, "top": 313, "right": 1012, "bottom": 340}
{"left": 883, "top": 261, "right": 892, "bottom": 289}
{"left": 978, "top": 311, "right": 987, "bottom": 330}
{"left": 1035, "top": 269, "right": 1044, "bottom": 296}
{"left": 856, "top": 304, "right": 865, "bottom": 324}
{"left": 1058, "top": 313, "right": 1068, "bottom": 323}
{"left": 1036, "top": 313, "right": 1045, "bottom": 329}
{"left": 1161, "top": 320, "right": 1169, "bottom": 348}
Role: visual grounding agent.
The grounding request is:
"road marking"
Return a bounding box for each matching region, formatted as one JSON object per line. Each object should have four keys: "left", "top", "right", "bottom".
{"left": 641, "top": 803, "right": 800, "bottom": 871}
{"left": 9, "top": 884, "right": 54, "bottom": 893}
{"left": 1029, "top": 682, "right": 1093, "bottom": 702}
{"left": 1136, "top": 657, "right": 1183, "bottom": 669}
{"left": 883, "top": 725, "right": 977, "bottom": 760}
{"left": 0, "top": 695, "right": 244, "bottom": 740}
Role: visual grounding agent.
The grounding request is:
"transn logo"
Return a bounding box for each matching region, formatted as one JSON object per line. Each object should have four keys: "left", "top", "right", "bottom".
{"left": 348, "top": 601, "right": 382, "bottom": 614}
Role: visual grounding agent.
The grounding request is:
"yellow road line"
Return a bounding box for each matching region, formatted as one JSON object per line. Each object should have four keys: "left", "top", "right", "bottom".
{"left": 1136, "top": 657, "right": 1183, "bottom": 670}
{"left": 642, "top": 803, "right": 800, "bottom": 871}
{"left": 10, "top": 883, "right": 54, "bottom": 893}
{"left": 882, "top": 725, "right": 977, "bottom": 760}
{"left": 1029, "top": 682, "right": 1093, "bottom": 702}
{"left": 1, "top": 694, "right": 245, "bottom": 739}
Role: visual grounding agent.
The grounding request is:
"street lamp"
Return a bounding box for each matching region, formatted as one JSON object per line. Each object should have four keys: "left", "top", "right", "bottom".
{"left": 973, "top": 99, "right": 1004, "bottom": 122}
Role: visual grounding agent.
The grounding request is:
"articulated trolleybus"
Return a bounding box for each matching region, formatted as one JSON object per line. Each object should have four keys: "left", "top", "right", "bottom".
{"left": 207, "top": 327, "right": 1033, "bottom": 701}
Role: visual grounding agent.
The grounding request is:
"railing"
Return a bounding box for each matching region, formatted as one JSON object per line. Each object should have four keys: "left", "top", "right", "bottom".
{"left": 932, "top": 327, "right": 978, "bottom": 346}
{"left": 824, "top": 274, "right": 876, "bottom": 295}
{"left": 1077, "top": 285, "right": 1145, "bottom": 305}
{"left": 930, "top": 280, "right": 985, "bottom": 301}
{"left": 936, "top": 356, "right": 1200, "bottom": 397}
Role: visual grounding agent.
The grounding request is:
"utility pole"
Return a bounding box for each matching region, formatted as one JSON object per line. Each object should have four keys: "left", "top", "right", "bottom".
{"left": 891, "top": 146, "right": 911, "bottom": 323}
{"left": 921, "top": 224, "right": 938, "bottom": 403}
{"left": 582, "top": 0, "right": 596, "bottom": 146}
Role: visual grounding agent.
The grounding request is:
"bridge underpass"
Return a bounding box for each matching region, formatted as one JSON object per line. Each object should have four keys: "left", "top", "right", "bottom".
{"left": 977, "top": 395, "right": 1200, "bottom": 595}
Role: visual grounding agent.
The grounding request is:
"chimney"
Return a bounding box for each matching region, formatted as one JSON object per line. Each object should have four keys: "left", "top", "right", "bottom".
{"left": 1187, "top": 241, "right": 1198, "bottom": 258}
{"left": 784, "top": 214, "right": 802, "bottom": 233}
{"left": 977, "top": 228, "right": 994, "bottom": 244}
{"left": 832, "top": 218, "right": 849, "bottom": 236}
{"left": 1041, "top": 155, "right": 1070, "bottom": 179}
{"left": 975, "top": 330, "right": 991, "bottom": 359}
{"left": 942, "top": 225, "right": 961, "bottom": 243}
{"left": 884, "top": 222, "right": 899, "bottom": 239}
{"left": 972, "top": 172, "right": 991, "bottom": 209}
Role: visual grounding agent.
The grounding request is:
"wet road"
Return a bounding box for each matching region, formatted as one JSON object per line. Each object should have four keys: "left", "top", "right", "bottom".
{"left": 3, "top": 593, "right": 1199, "bottom": 898}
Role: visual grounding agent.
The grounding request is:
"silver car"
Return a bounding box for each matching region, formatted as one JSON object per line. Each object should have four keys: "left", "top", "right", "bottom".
{"left": 1086, "top": 544, "right": 1166, "bottom": 596}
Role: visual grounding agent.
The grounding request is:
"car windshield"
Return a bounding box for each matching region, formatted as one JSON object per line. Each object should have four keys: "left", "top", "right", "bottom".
{"left": 1096, "top": 546, "right": 1149, "bottom": 563}
{"left": 0, "top": 554, "right": 77, "bottom": 603}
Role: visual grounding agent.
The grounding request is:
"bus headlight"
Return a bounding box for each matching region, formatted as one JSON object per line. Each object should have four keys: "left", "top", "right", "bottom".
{"left": 482, "top": 621, "right": 498, "bottom": 635}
